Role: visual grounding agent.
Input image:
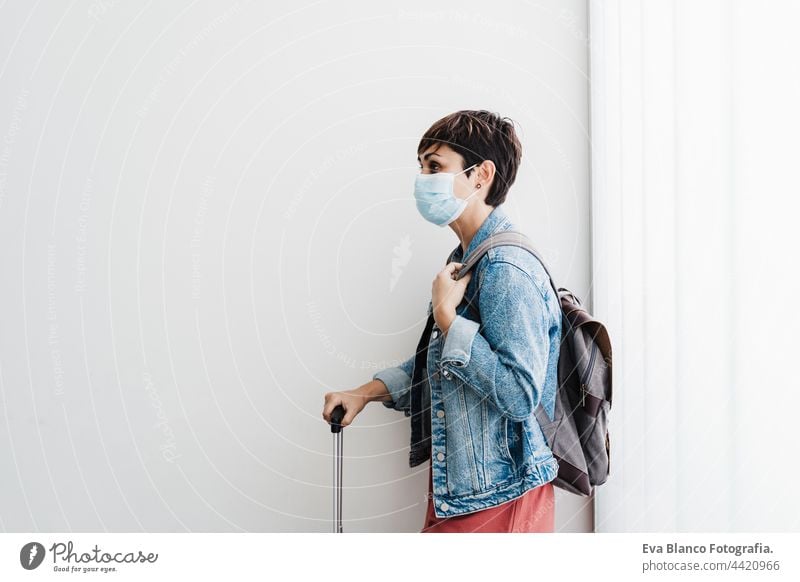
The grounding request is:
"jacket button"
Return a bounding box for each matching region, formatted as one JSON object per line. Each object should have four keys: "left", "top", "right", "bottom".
{"left": 440, "top": 501, "right": 449, "bottom": 511}
{"left": 431, "top": 329, "right": 439, "bottom": 339}
{"left": 436, "top": 410, "right": 445, "bottom": 418}
{"left": 442, "top": 369, "right": 451, "bottom": 379}
{"left": 436, "top": 452, "right": 445, "bottom": 461}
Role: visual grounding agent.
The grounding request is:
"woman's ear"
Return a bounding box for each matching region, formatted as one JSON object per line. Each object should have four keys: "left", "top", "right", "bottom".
{"left": 476, "top": 160, "right": 496, "bottom": 188}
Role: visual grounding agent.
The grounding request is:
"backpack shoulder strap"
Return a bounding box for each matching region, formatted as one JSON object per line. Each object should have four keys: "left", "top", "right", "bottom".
{"left": 454, "top": 229, "right": 560, "bottom": 302}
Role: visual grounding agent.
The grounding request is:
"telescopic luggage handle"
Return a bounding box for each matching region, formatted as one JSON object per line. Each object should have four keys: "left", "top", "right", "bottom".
{"left": 330, "top": 405, "right": 345, "bottom": 532}
{"left": 330, "top": 404, "right": 345, "bottom": 433}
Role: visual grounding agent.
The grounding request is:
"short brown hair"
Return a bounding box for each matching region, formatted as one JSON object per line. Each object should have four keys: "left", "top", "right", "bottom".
{"left": 417, "top": 110, "right": 522, "bottom": 206}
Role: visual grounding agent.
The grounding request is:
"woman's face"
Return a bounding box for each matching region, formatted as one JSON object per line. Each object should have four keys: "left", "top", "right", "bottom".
{"left": 417, "top": 144, "right": 486, "bottom": 204}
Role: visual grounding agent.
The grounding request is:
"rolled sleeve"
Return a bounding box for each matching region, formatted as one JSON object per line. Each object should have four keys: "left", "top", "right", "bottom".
{"left": 437, "top": 259, "right": 552, "bottom": 422}
{"left": 440, "top": 314, "right": 479, "bottom": 366}
{"left": 372, "top": 353, "right": 415, "bottom": 415}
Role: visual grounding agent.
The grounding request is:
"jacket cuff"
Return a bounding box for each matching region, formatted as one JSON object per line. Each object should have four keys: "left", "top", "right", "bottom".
{"left": 373, "top": 366, "right": 412, "bottom": 411}
{"left": 440, "top": 314, "right": 480, "bottom": 367}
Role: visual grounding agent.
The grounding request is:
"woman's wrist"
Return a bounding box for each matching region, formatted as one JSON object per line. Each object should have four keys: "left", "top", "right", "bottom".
{"left": 351, "top": 379, "right": 392, "bottom": 403}
{"left": 434, "top": 307, "right": 457, "bottom": 333}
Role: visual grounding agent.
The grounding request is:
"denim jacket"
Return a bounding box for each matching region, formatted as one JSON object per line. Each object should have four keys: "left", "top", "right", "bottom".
{"left": 373, "top": 204, "right": 562, "bottom": 518}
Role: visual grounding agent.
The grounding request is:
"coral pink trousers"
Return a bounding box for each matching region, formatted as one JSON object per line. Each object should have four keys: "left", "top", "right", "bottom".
{"left": 421, "top": 461, "right": 555, "bottom": 533}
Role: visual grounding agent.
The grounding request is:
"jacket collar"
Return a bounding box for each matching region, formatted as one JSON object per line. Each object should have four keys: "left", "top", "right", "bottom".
{"left": 451, "top": 204, "right": 512, "bottom": 263}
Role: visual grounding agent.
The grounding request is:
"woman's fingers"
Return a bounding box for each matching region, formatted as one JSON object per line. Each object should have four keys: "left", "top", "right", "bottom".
{"left": 340, "top": 405, "right": 357, "bottom": 427}
{"left": 323, "top": 391, "right": 363, "bottom": 427}
{"left": 443, "top": 262, "right": 462, "bottom": 277}
{"left": 322, "top": 392, "right": 341, "bottom": 422}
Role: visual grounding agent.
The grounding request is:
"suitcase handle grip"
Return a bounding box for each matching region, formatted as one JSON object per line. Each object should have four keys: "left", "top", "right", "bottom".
{"left": 330, "top": 405, "right": 346, "bottom": 433}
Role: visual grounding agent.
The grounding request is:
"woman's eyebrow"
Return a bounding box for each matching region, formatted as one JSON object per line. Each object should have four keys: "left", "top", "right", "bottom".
{"left": 417, "top": 152, "right": 442, "bottom": 163}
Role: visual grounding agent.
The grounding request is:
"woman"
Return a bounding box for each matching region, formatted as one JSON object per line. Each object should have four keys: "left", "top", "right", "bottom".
{"left": 323, "top": 110, "right": 562, "bottom": 533}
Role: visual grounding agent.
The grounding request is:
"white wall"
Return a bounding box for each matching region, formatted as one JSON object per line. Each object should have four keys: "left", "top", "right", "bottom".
{"left": 0, "top": 0, "right": 591, "bottom": 532}
{"left": 590, "top": 0, "right": 800, "bottom": 531}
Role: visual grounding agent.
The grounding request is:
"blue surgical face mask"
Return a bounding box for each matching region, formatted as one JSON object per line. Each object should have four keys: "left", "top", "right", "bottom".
{"left": 413, "top": 163, "right": 480, "bottom": 226}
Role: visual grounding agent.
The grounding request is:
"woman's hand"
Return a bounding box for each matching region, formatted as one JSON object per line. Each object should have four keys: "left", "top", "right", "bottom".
{"left": 431, "top": 262, "right": 472, "bottom": 332}
{"left": 322, "top": 388, "right": 369, "bottom": 428}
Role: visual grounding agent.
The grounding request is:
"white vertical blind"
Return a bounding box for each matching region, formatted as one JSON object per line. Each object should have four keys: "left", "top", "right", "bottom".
{"left": 590, "top": 0, "right": 800, "bottom": 531}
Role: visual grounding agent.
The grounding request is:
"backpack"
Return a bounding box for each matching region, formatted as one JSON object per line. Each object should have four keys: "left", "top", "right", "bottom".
{"left": 448, "top": 229, "right": 613, "bottom": 496}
